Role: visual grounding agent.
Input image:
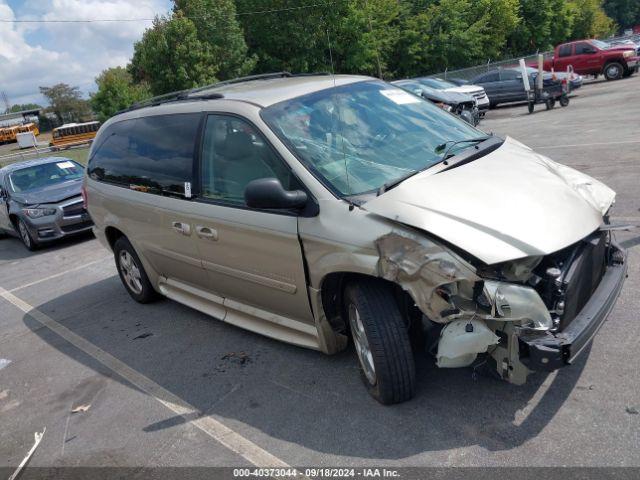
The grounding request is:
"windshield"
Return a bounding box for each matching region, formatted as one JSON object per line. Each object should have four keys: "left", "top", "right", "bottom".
{"left": 8, "top": 160, "right": 83, "bottom": 193}
{"left": 591, "top": 40, "right": 609, "bottom": 50}
{"left": 261, "top": 80, "right": 484, "bottom": 196}
{"left": 416, "top": 78, "right": 457, "bottom": 90}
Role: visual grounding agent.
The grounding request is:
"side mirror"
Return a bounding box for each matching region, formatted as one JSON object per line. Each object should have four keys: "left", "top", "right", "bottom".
{"left": 244, "top": 178, "right": 308, "bottom": 210}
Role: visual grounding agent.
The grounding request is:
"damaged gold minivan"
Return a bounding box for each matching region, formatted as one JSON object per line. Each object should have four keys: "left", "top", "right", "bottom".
{"left": 85, "top": 73, "right": 627, "bottom": 404}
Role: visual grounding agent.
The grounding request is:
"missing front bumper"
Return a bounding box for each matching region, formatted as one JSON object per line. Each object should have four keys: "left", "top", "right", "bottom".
{"left": 518, "top": 244, "right": 627, "bottom": 371}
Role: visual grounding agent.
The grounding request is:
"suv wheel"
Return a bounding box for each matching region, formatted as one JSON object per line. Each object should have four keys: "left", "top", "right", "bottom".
{"left": 344, "top": 279, "right": 416, "bottom": 404}
{"left": 17, "top": 218, "right": 37, "bottom": 251}
{"left": 604, "top": 62, "right": 623, "bottom": 81}
{"left": 114, "top": 237, "right": 161, "bottom": 303}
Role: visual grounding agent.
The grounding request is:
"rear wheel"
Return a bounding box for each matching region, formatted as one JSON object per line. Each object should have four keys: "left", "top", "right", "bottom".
{"left": 17, "top": 218, "right": 37, "bottom": 251}
{"left": 560, "top": 95, "right": 570, "bottom": 107}
{"left": 114, "top": 237, "right": 161, "bottom": 303}
{"left": 604, "top": 62, "right": 624, "bottom": 81}
{"left": 344, "top": 279, "right": 416, "bottom": 405}
{"left": 545, "top": 98, "right": 555, "bottom": 110}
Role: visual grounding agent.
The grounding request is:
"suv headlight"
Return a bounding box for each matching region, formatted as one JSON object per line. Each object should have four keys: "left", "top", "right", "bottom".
{"left": 436, "top": 102, "right": 453, "bottom": 112}
{"left": 24, "top": 207, "right": 57, "bottom": 218}
{"left": 623, "top": 50, "right": 633, "bottom": 57}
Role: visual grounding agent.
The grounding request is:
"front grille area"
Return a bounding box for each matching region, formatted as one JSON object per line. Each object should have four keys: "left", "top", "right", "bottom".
{"left": 535, "top": 231, "right": 608, "bottom": 330}
{"left": 61, "top": 220, "right": 93, "bottom": 233}
{"left": 62, "top": 198, "right": 85, "bottom": 217}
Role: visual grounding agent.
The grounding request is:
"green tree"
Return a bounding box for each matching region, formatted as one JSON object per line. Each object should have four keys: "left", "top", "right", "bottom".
{"left": 8, "top": 103, "right": 42, "bottom": 113}
{"left": 568, "top": 0, "right": 616, "bottom": 38}
{"left": 129, "top": 13, "right": 219, "bottom": 95}
{"left": 508, "top": 0, "right": 554, "bottom": 53}
{"left": 235, "top": 0, "right": 342, "bottom": 73}
{"left": 90, "top": 67, "right": 151, "bottom": 122}
{"left": 174, "top": 0, "right": 255, "bottom": 79}
{"left": 334, "top": 0, "right": 404, "bottom": 78}
{"left": 39, "top": 83, "right": 91, "bottom": 123}
{"left": 394, "top": 0, "right": 519, "bottom": 77}
{"left": 603, "top": 0, "right": 640, "bottom": 30}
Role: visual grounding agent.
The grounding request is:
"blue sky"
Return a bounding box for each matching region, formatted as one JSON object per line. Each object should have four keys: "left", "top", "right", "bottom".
{"left": 0, "top": 0, "right": 172, "bottom": 107}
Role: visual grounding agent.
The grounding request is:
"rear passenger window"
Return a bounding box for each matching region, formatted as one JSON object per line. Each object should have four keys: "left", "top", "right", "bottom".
{"left": 88, "top": 114, "right": 200, "bottom": 197}
{"left": 200, "top": 115, "right": 297, "bottom": 206}
{"left": 559, "top": 44, "right": 572, "bottom": 57}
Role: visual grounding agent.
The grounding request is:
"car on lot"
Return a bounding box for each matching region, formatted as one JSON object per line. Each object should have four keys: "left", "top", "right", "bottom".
{"left": 0, "top": 157, "right": 93, "bottom": 250}
{"left": 543, "top": 39, "right": 639, "bottom": 81}
{"left": 465, "top": 68, "right": 568, "bottom": 108}
{"left": 85, "top": 73, "right": 627, "bottom": 404}
{"left": 411, "top": 77, "right": 490, "bottom": 116}
{"left": 391, "top": 79, "right": 479, "bottom": 125}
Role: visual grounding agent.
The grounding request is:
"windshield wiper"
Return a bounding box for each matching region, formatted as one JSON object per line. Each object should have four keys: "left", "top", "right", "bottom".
{"left": 376, "top": 135, "right": 493, "bottom": 197}
{"left": 437, "top": 136, "right": 490, "bottom": 164}
{"left": 377, "top": 169, "right": 423, "bottom": 196}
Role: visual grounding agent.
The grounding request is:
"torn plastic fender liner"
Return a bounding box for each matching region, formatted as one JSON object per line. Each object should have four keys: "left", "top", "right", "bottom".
{"left": 374, "top": 231, "right": 481, "bottom": 322}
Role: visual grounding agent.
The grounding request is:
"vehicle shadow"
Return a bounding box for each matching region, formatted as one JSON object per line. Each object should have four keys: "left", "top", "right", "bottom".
{"left": 23, "top": 276, "right": 587, "bottom": 459}
{"left": 0, "top": 231, "right": 94, "bottom": 262}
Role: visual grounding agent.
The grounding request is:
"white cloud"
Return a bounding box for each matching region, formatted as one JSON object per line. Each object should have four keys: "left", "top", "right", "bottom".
{"left": 0, "top": 0, "right": 170, "bottom": 107}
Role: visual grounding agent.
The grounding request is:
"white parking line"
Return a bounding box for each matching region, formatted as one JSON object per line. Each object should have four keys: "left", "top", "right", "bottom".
{"left": 533, "top": 140, "right": 640, "bottom": 149}
{"left": 8, "top": 257, "right": 112, "bottom": 293}
{"left": 0, "top": 286, "right": 292, "bottom": 469}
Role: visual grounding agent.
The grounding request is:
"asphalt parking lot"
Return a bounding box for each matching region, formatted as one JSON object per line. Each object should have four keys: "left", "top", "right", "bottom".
{"left": 1, "top": 76, "right": 639, "bottom": 477}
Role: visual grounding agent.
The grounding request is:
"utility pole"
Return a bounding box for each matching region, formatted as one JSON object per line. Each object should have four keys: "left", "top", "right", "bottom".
{"left": 364, "top": 0, "right": 383, "bottom": 79}
{"left": 1, "top": 91, "right": 10, "bottom": 113}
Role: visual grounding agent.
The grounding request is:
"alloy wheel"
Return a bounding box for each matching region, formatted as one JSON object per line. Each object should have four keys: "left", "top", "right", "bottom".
{"left": 119, "top": 250, "right": 143, "bottom": 295}
{"left": 348, "top": 303, "right": 376, "bottom": 385}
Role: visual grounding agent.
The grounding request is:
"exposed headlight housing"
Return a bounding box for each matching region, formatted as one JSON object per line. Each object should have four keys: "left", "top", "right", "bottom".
{"left": 24, "top": 207, "right": 57, "bottom": 218}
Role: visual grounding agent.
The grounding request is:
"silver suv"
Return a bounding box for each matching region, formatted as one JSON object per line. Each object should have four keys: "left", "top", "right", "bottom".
{"left": 85, "top": 73, "right": 626, "bottom": 404}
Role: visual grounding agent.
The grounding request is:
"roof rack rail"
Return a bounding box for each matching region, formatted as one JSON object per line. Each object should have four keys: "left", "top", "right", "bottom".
{"left": 122, "top": 71, "right": 332, "bottom": 113}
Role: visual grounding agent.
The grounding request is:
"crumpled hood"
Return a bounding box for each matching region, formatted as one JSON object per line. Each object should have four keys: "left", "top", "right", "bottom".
{"left": 11, "top": 179, "right": 82, "bottom": 206}
{"left": 363, "top": 137, "right": 615, "bottom": 265}
{"left": 445, "top": 85, "right": 484, "bottom": 96}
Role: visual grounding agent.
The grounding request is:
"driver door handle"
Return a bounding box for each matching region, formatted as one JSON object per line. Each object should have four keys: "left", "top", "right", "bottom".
{"left": 196, "top": 225, "right": 218, "bottom": 241}
{"left": 172, "top": 221, "right": 191, "bottom": 236}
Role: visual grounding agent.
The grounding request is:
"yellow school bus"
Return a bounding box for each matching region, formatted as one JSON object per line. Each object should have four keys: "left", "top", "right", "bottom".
{"left": 0, "top": 123, "right": 39, "bottom": 144}
{"left": 50, "top": 121, "right": 100, "bottom": 150}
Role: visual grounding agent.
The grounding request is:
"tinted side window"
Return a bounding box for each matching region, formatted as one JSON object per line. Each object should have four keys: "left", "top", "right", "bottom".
{"left": 201, "top": 114, "right": 298, "bottom": 206}
{"left": 575, "top": 42, "right": 593, "bottom": 54}
{"left": 88, "top": 113, "right": 200, "bottom": 196}
{"left": 477, "top": 71, "right": 500, "bottom": 83}
{"left": 559, "top": 44, "right": 572, "bottom": 57}
{"left": 500, "top": 70, "right": 520, "bottom": 81}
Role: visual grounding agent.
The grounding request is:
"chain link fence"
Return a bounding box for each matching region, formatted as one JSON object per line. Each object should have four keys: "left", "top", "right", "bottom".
{"left": 429, "top": 52, "right": 553, "bottom": 82}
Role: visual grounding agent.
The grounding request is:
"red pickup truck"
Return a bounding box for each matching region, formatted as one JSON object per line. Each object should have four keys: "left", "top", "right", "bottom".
{"left": 542, "top": 39, "right": 639, "bottom": 81}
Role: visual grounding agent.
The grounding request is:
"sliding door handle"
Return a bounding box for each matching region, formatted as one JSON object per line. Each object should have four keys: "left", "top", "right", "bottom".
{"left": 196, "top": 225, "right": 218, "bottom": 241}
{"left": 172, "top": 221, "right": 191, "bottom": 236}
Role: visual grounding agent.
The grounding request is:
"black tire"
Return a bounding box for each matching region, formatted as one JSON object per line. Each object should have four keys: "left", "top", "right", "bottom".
{"left": 16, "top": 218, "right": 38, "bottom": 251}
{"left": 604, "top": 62, "right": 624, "bottom": 81}
{"left": 528, "top": 102, "right": 534, "bottom": 114}
{"left": 560, "top": 95, "right": 569, "bottom": 107}
{"left": 545, "top": 98, "right": 555, "bottom": 110}
{"left": 113, "top": 236, "right": 161, "bottom": 303}
{"left": 344, "top": 279, "right": 416, "bottom": 405}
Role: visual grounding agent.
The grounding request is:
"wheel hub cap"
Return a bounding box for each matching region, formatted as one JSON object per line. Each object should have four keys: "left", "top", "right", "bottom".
{"left": 348, "top": 304, "right": 376, "bottom": 385}
{"left": 119, "top": 251, "right": 143, "bottom": 294}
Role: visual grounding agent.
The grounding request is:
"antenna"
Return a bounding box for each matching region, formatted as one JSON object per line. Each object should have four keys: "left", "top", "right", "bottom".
{"left": 1, "top": 91, "right": 10, "bottom": 113}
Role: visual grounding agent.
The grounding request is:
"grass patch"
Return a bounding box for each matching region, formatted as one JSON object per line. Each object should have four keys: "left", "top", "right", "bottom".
{"left": 0, "top": 146, "right": 90, "bottom": 169}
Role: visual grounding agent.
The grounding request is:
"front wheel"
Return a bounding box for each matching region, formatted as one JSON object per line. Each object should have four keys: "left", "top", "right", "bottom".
{"left": 17, "top": 218, "right": 37, "bottom": 251}
{"left": 114, "top": 237, "right": 161, "bottom": 303}
{"left": 545, "top": 98, "right": 555, "bottom": 110}
{"left": 604, "top": 62, "right": 624, "bottom": 81}
{"left": 344, "top": 279, "right": 416, "bottom": 405}
{"left": 528, "top": 102, "right": 534, "bottom": 114}
{"left": 560, "top": 95, "right": 570, "bottom": 107}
